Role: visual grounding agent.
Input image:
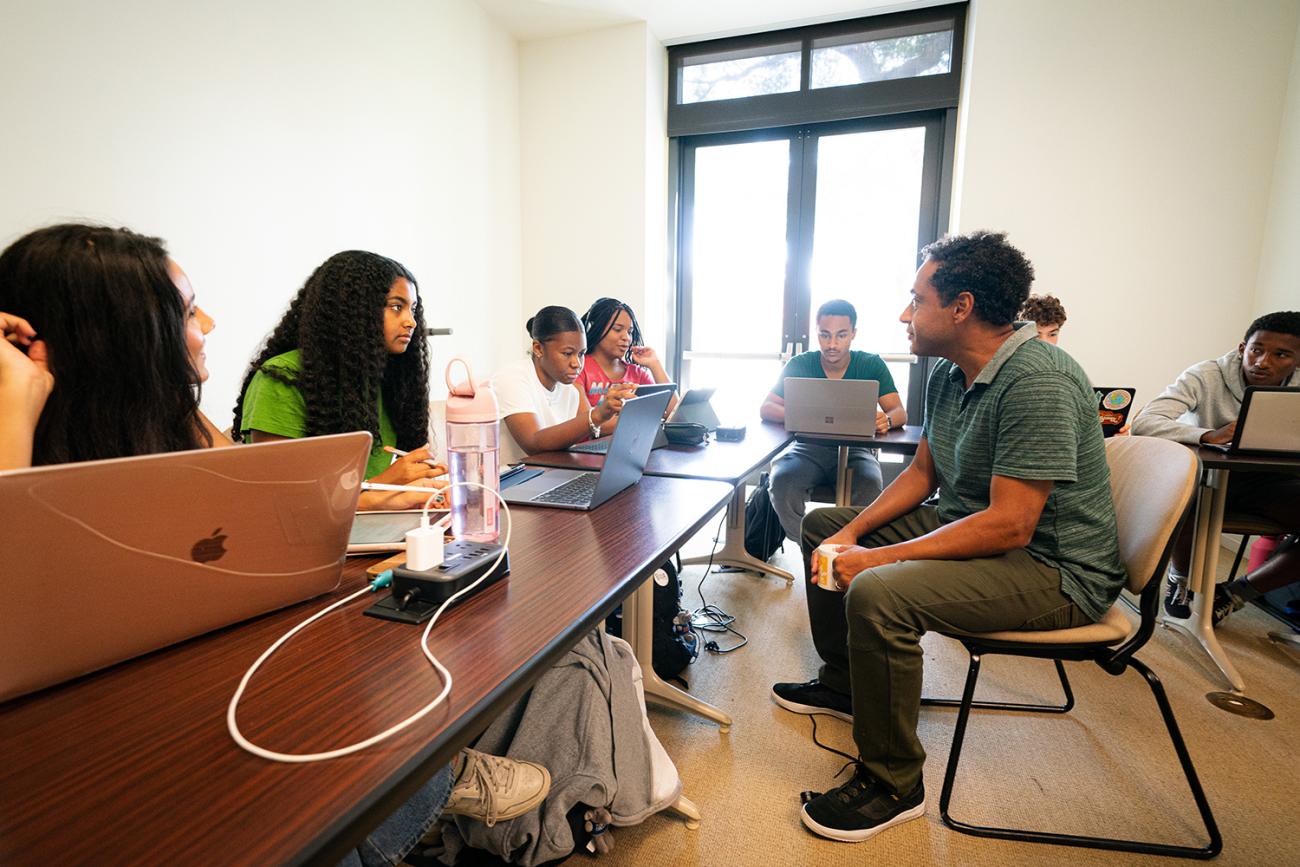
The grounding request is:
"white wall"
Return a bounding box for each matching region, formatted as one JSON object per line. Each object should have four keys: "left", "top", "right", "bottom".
{"left": 954, "top": 0, "right": 1300, "bottom": 408}
{"left": 1256, "top": 12, "right": 1300, "bottom": 316}
{"left": 517, "top": 22, "right": 668, "bottom": 360}
{"left": 0, "top": 0, "right": 521, "bottom": 424}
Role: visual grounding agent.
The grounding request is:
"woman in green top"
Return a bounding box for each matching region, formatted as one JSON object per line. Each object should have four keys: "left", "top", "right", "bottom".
{"left": 233, "top": 250, "right": 444, "bottom": 510}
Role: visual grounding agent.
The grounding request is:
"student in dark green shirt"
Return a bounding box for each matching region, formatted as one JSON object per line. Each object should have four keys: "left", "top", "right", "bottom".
{"left": 759, "top": 299, "right": 907, "bottom": 541}
{"left": 773, "top": 231, "right": 1125, "bottom": 845}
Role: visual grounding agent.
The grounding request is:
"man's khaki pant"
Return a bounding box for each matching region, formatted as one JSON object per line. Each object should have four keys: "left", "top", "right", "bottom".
{"left": 800, "top": 506, "right": 1091, "bottom": 794}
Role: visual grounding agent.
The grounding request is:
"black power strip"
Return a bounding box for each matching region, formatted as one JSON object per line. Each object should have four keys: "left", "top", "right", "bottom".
{"left": 364, "top": 541, "right": 510, "bottom": 624}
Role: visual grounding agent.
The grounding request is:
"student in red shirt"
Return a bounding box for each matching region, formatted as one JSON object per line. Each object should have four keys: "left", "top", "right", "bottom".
{"left": 577, "top": 298, "right": 678, "bottom": 433}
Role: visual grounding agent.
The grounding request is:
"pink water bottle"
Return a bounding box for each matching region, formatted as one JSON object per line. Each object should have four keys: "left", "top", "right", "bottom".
{"left": 445, "top": 358, "right": 500, "bottom": 542}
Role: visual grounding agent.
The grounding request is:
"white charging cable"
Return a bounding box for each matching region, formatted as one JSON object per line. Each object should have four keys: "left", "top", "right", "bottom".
{"left": 226, "top": 480, "right": 510, "bottom": 763}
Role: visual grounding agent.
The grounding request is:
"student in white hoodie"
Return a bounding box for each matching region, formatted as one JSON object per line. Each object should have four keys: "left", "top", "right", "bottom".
{"left": 1132, "top": 311, "right": 1300, "bottom": 623}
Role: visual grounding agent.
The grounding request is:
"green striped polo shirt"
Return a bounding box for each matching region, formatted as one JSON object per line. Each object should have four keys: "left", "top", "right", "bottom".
{"left": 922, "top": 324, "right": 1126, "bottom": 621}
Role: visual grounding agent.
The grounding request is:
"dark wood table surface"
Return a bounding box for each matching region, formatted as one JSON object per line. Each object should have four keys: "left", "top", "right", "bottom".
{"left": 1195, "top": 444, "right": 1300, "bottom": 474}
{"left": 525, "top": 417, "right": 793, "bottom": 483}
{"left": 0, "top": 475, "right": 732, "bottom": 867}
{"left": 793, "top": 424, "right": 923, "bottom": 454}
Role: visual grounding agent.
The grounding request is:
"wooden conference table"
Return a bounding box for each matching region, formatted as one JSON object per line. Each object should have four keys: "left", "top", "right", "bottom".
{"left": 0, "top": 475, "right": 732, "bottom": 867}
{"left": 1160, "top": 445, "right": 1300, "bottom": 691}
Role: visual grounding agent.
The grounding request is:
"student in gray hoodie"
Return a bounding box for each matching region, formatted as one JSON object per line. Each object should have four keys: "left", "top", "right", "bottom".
{"left": 1132, "top": 310, "right": 1300, "bottom": 623}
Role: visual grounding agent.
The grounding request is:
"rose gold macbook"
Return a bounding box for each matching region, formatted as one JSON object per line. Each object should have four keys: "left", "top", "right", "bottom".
{"left": 0, "top": 432, "right": 370, "bottom": 703}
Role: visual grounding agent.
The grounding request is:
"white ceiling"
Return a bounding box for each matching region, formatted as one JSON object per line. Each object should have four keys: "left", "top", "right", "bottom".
{"left": 474, "top": 0, "right": 936, "bottom": 44}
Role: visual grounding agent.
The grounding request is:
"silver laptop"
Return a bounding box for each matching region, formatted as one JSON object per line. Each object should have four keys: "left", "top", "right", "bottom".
{"left": 1214, "top": 386, "right": 1300, "bottom": 455}
{"left": 505, "top": 390, "right": 672, "bottom": 510}
{"left": 566, "top": 382, "right": 691, "bottom": 457}
{"left": 783, "top": 377, "right": 880, "bottom": 437}
{"left": 0, "top": 432, "right": 370, "bottom": 702}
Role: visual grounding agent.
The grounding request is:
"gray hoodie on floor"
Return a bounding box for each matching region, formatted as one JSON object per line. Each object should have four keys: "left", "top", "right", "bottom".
{"left": 438, "top": 629, "right": 669, "bottom": 866}
{"left": 1132, "top": 349, "right": 1298, "bottom": 444}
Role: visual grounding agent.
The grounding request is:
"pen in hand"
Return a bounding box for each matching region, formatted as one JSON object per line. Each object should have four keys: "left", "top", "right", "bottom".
{"left": 383, "top": 445, "right": 443, "bottom": 467}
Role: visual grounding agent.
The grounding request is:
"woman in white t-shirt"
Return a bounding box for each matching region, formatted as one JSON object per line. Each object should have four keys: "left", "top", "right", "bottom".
{"left": 491, "top": 306, "right": 635, "bottom": 464}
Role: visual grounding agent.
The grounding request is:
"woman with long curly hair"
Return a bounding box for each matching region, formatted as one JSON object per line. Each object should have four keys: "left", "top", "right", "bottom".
{"left": 0, "top": 223, "right": 224, "bottom": 471}
{"left": 233, "top": 250, "right": 444, "bottom": 510}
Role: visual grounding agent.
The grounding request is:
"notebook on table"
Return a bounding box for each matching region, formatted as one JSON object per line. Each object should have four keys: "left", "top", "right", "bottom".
{"left": 783, "top": 378, "right": 880, "bottom": 437}
{"left": 504, "top": 389, "right": 672, "bottom": 510}
{"left": 0, "top": 432, "right": 370, "bottom": 703}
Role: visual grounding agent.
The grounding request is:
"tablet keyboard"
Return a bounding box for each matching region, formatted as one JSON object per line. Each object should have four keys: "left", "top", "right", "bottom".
{"left": 533, "top": 472, "right": 600, "bottom": 505}
{"left": 569, "top": 439, "right": 611, "bottom": 454}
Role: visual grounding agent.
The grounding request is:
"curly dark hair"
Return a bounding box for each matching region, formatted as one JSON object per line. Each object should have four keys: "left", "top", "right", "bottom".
{"left": 921, "top": 231, "right": 1035, "bottom": 327}
{"left": 1244, "top": 310, "right": 1300, "bottom": 343}
{"left": 0, "top": 223, "right": 209, "bottom": 465}
{"left": 1018, "top": 293, "right": 1067, "bottom": 327}
{"left": 232, "top": 251, "right": 429, "bottom": 450}
{"left": 581, "top": 298, "right": 643, "bottom": 362}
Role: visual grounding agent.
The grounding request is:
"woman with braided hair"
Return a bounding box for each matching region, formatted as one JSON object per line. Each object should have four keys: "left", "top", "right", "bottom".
{"left": 234, "top": 250, "right": 445, "bottom": 510}
{"left": 575, "top": 297, "right": 678, "bottom": 434}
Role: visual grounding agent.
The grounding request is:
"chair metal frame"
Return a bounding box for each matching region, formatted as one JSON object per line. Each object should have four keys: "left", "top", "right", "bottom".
{"left": 921, "top": 445, "right": 1222, "bottom": 859}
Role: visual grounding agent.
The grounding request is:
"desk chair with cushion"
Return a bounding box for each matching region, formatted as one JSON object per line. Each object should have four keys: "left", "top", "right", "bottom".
{"left": 921, "top": 436, "right": 1221, "bottom": 859}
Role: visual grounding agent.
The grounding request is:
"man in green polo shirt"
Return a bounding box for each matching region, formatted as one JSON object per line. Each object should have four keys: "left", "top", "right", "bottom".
{"left": 760, "top": 298, "right": 908, "bottom": 542}
{"left": 772, "top": 231, "right": 1125, "bottom": 844}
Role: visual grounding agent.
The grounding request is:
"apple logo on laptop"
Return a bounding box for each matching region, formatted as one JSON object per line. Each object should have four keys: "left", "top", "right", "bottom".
{"left": 191, "top": 528, "right": 228, "bottom": 563}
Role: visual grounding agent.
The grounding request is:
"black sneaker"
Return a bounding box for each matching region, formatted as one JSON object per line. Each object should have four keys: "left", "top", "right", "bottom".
{"left": 771, "top": 679, "right": 852, "bottom": 722}
{"left": 801, "top": 764, "right": 925, "bottom": 842}
{"left": 1163, "top": 572, "right": 1193, "bottom": 620}
{"left": 1211, "top": 584, "right": 1245, "bottom": 625}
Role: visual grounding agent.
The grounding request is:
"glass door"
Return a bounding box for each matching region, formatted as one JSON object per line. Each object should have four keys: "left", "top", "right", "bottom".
{"left": 677, "top": 133, "right": 795, "bottom": 424}
{"left": 675, "top": 112, "right": 948, "bottom": 431}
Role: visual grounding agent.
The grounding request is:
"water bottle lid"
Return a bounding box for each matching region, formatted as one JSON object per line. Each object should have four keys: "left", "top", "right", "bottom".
{"left": 445, "top": 357, "right": 499, "bottom": 423}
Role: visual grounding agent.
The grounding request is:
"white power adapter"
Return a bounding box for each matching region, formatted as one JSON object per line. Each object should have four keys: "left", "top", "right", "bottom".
{"left": 405, "top": 524, "right": 445, "bottom": 571}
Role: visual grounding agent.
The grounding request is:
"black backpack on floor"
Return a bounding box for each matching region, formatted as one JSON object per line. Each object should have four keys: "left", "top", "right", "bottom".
{"left": 605, "top": 557, "right": 696, "bottom": 683}
{"left": 743, "top": 472, "right": 785, "bottom": 562}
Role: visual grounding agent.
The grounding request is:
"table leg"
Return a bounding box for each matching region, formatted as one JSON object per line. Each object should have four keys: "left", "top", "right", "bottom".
{"left": 678, "top": 484, "right": 795, "bottom": 583}
{"left": 1162, "top": 468, "right": 1246, "bottom": 691}
{"left": 835, "top": 445, "right": 852, "bottom": 508}
{"left": 1268, "top": 631, "right": 1300, "bottom": 651}
{"left": 667, "top": 794, "right": 701, "bottom": 830}
{"left": 623, "top": 576, "right": 732, "bottom": 731}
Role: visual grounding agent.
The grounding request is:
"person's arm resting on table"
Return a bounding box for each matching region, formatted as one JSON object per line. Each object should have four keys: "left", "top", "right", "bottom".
{"left": 760, "top": 390, "right": 785, "bottom": 423}
{"left": 502, "top": 382, "right": 633, "bottom": 454}
{"left": 1130, "top": 365, "right": 1215, "bottom": 445}
{"left": 875, "top": 391, "right": 906, "bottom": 434}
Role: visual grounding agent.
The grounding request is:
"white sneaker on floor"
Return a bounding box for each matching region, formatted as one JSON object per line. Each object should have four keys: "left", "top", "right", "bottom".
{"left": 442, "top": 748, "right": 551, "bottom": 827}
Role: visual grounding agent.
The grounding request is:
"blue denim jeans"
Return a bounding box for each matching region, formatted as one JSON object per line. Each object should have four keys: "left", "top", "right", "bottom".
{"left": 337, "top": 761, "right": 456, "bottom": 867}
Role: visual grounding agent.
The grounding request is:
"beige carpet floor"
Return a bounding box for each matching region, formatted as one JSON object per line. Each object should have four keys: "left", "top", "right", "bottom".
{"left": 591, "top": 525, "right": 1299, "bottom": 866}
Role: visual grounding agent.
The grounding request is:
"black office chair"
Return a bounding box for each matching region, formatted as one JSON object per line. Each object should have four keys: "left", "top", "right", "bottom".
{"left": 921, "top": 436, "right": 1221, "bottom": 859}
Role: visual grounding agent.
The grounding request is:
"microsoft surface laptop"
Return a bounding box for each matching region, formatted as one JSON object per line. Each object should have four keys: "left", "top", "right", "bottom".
{"left": 1210, "top": 386, "right": 1300, "bottom": 455}
{"left": 505, "top": 389, "right": 672, "bottom": 510}
{"left": 569, "top": 384, "right": 712, "bottom": 457}
{"left": 783, "top": 378, "right": 880, "bottom": 437}
{"left": 0, "top": 432, "right": 370, "bottom": 703}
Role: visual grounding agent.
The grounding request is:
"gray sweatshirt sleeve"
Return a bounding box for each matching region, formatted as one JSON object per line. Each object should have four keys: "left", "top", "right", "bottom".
{"left": 1132, "top": 366, "right": 1212, "bottom": 445}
